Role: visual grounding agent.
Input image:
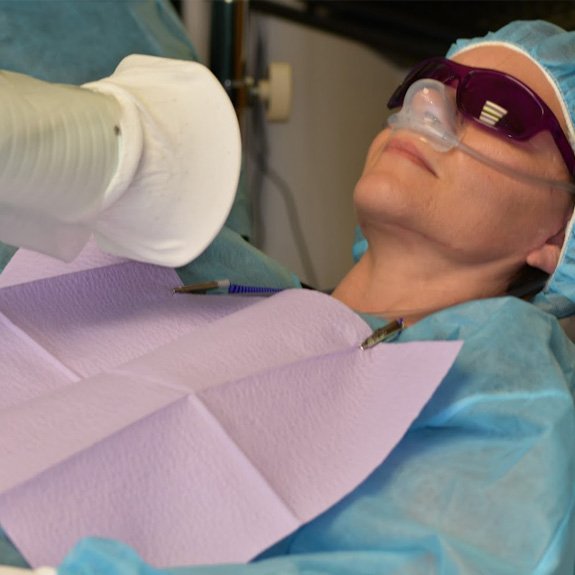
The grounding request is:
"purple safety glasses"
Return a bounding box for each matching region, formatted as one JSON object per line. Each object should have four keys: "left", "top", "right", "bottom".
{"left": 387, "top": 57, "right": 575, "bottom": 177}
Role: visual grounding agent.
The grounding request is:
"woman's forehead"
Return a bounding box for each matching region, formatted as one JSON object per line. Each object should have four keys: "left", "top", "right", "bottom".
{"left": 451, "top": 45, "right": 568, "bottom": 135}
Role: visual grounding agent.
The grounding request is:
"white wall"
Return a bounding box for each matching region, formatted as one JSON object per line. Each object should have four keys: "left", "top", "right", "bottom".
{"left": 252, "top": 14, "right": 403, "bottom": 289}
{"left": 184, "top": 1, "right": 404, "bottom": 289}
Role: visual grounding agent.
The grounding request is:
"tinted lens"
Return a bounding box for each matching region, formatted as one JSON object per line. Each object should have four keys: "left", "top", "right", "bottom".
{"left": 387, "top": 57, "right": 575, "bottom": 176}
{"left": 458, "top": 71, "right": 544, "bottom": 140}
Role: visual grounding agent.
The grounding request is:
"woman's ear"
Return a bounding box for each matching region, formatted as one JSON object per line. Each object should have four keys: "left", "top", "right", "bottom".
{"left": 526, "top": 228, "right": 565, "bottom": 274}
{"left": 526, "top": 243, "right": 562, "bottom": 274}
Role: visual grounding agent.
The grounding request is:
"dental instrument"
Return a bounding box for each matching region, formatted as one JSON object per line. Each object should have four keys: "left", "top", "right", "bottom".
{"left": 360, "top": 318, "right": 405, "bottom": 350}
{"left": 174, "top": 279, "right": 284, "bottom": 295}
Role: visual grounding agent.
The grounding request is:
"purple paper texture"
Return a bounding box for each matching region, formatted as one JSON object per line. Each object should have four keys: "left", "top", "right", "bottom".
{"left": 0, "top": 249, "right": 462, "bottom": 569}
{"left": 0, "top": 238, "right": 126, "bottom": 289}
{"left": 0, "top": 261, "right": 258, "bottom": 382}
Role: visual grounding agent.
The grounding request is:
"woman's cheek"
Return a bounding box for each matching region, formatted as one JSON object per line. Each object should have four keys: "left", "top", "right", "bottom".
{"left": 362, "top": 130, "right": 392, "bottom": 173}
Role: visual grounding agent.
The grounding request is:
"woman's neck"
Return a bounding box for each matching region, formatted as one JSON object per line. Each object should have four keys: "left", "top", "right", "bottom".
{"left": 332, "top": 243, "right": 513, "bottom": 325}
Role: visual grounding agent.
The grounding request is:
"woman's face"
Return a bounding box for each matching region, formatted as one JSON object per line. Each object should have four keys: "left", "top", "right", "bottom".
{"left": 354, "top": 45, "right": 574, "bottom": 271}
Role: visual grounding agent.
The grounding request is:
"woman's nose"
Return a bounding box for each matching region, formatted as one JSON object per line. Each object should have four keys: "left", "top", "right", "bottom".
{"left": 411, "top": 82, "right": 456, "bottom": 127}
{"left": 388, "top": 79, "right": 461, "bottom": 151}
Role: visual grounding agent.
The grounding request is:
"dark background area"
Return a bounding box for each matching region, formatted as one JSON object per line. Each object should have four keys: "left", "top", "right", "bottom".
{"left": 170, "top": 0, "right": 184, "bottom": 17}
{"left": 249, "top": 1, "right": 575, "bottom": 66}
{"left": 166, "top": 1, "right": 575, "bottom": 91}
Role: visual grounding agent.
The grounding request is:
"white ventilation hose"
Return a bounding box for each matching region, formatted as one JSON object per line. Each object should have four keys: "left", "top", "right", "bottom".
{"left": 0, "top": 55, "right": 241, "bottom": 267}
{"left": 0, "top": 70, "right": 121, "bottom": 261}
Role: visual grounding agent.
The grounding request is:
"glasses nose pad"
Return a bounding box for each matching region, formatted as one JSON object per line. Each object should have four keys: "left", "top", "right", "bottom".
{"left": 388, "top": 78, "right": 461, "bottom": 152}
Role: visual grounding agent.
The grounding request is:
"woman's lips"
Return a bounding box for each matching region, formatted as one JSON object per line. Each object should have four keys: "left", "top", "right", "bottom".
{"left": 384, "top": 138, "right": 437, "bottom": 176}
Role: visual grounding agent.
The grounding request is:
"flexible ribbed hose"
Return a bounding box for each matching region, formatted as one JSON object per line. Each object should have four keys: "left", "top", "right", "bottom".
{"left": 0, "top": 70, "right": 121, "bottom": 260}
